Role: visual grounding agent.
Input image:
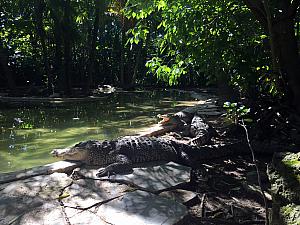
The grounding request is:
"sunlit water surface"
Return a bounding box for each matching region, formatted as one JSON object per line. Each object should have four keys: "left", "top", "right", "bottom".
{"left": 0, "top": 90, "right": 199, "bottom": 173}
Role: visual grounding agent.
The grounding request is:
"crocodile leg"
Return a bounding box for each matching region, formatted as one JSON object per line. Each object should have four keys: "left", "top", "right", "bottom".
{"left": 189, "top": 114, "right": 213, "bottom": 146}
{"left": 96, "top": 154, "right": 133, "bottom": 177}
{"left": 189, "top": 132, "right": 210, "bottom": 146}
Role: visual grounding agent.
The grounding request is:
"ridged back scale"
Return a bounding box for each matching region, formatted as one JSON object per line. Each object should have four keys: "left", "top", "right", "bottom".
{"left": 85, "top": 136, "right": 181, "bottom": 166}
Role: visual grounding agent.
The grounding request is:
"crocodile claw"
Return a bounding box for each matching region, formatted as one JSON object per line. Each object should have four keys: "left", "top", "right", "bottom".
{"left": 96, "top": 168, "right": 116, "bottom": 178}
{"left": 96, "top": 168, "right": 107, "bottom": 177}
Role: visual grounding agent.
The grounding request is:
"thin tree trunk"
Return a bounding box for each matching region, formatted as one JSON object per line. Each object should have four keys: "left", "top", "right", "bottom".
{"left": 34, "top": 0, "right": 53, "bottom": 95}
{"left": 131, "top": 41, "right": 143, "bottom": 88}
{"left": 54, "top": 25, "right": 63, "bottom": 94}
{"left": 62, "top": 0, "right": 72, "bottom": 96}
{"left": 86, "top": 0, "right": 101, "bottom": 94}
{"left": 262, "top": 0, "right": 278, "bottom": 73}
{"left": 274, "top": 18, "right": 300, "bottom": 111}
{"left": 243, "top": 0, "right": 300, "bottom": 112}
{"left": 0, "top": 46, "right": 16, "bottom": 90}
{"left": 119, "top": 0, "right": 125, "bottom": 88}
{"left": 120, "top": 26, "right": 125, "bottom": 87}
{"left": 50, "top": 0, "right": 63, "bottom": 95}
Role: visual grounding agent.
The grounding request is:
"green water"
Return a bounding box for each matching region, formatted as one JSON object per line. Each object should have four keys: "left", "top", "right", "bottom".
{"left": 0, "top": 90, "right": 197, "bottom": 173}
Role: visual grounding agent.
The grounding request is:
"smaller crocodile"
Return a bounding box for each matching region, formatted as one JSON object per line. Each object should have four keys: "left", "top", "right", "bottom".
{"left": 51, "top": 136, "right": 196, "bottom": 177}
{"left": 159, "top": 108, "right": 216, "bottom": 146}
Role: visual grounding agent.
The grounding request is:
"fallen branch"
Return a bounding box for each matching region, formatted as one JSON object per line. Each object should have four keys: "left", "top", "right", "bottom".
{"left": 57, "top": 178, "right": 124, "bottom": 216}
{"left": 58, "top": 181, "right": 74, "bottom": 225}
{"left": 63, "top": 195, "right": 124, "bottom": 211}
{"left": 199, "top": 193, "right": 206, "bottom": 217}
{"left": 98, "top": 177, "right": 158, "bottom": 194}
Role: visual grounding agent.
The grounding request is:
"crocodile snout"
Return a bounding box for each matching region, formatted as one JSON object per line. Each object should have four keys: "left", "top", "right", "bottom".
{"left": 50, "top": 147, "right": 87, "bottom": 161}
{"left": 50, "top": 149, "right": 58, "bottom": 157}
{"left": 51, "top": 148, "right": 69, "bottom": 158}
{"left": 51, "top": 149, "right": 59, "bottom": 157}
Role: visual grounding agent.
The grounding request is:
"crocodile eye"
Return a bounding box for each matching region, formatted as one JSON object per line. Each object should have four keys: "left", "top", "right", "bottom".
{"left": 74, "top": 142, "right": 81, "bottom": 147}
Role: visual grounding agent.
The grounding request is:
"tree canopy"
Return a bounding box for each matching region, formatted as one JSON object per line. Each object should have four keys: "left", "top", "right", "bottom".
{"left": 0, "top": 0, "right": 299, "bottom": 110}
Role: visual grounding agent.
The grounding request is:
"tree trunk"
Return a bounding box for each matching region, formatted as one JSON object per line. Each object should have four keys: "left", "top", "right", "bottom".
{"left": 119, "top": 0, "right": 125, "bottom": 88}
{"left": 120, "top": 26, "right": 125, "bottom": 87}
{"left": 243, "top": 0, "right": 300, "bottom": 112}
{"left": 86, "top": 0, "right": 101, "bottom": 94}
{"left": 50, "top": 0, "right": 64, "bottom": 95}
{"left": 131, "top": 41, "right": 143, "bottom": 88}
{"left": 54, "top": 25, "right": 64, "bottom": 94}
{"left": 34, "top": 0, "right": 53, "bottom": 95}
{"left": 0, "top": 46, "right": 16, "bottom": 90}
{"left": 62, "top": 0, "right": 72, "bottom": 96}
{"left": 273, "top": 18, "right": 300, "bottom": 111}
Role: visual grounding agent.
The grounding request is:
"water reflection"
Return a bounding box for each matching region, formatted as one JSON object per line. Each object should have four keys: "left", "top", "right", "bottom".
{"left": 0, "top": 90, "right": 195, "bottom": 172}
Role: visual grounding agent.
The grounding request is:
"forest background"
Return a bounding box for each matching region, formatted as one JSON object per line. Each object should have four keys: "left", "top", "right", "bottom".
{"left": 0, "top": 0, "right": 300, "bottom": 114}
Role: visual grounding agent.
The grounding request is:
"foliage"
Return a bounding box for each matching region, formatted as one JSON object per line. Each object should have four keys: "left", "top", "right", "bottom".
{"left": 0, "top": 0, "right": 299, "bottom": 101}
{"left": 19, "top": 122, "right": 34, "bottom": 129}
{"left": 125, "top": 0, "right": 272, "bottom": 94}
{"left": 0, "top": 0, "right": 141, "bottom": 92}
{"left": 223, "top": 101, "right": 252, "bottom": 124}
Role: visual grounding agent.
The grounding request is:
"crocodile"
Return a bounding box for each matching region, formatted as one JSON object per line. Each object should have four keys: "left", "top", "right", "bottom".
{"left": 51, "top": 136, "right": 199, "bottom": 177}
{"left": 158, "top": 107, "right": 216, "bottom": 146}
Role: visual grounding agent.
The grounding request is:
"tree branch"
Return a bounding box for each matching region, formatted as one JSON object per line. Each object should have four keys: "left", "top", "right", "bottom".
{"left": 243, "top": 0, "right": 268, "bottom": 29}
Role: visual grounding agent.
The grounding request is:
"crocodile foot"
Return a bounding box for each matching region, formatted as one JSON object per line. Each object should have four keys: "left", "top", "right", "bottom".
{"left": 96, "top": 166, "right": 134, "bottom": 177}
{"left": 70, "top": 168, "right": 85, "bottom": 180}
{"left": 96, "top": 168, "right": 115, "bottom": 177}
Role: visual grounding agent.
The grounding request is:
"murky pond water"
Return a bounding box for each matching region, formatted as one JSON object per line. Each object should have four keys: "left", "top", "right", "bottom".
{"left": 0, "top": 90, "right": 199, "bottom": 173}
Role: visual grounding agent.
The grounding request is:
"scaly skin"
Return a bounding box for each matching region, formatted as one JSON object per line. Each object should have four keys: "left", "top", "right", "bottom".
{"left": 159, "top": 111, "right": 215, "bottom": 146}
{"left": 51, "top": 136, "right": 194, "bottom": 177}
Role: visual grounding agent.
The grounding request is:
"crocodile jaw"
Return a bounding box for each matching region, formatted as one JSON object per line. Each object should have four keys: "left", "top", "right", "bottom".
{"left": 51, "top": 147, "right": 88, "bottom": 161}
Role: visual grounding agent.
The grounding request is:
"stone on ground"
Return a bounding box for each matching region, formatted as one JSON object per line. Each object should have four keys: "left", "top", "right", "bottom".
{"left": 95, "top": 190, "right": 188, "bottom": 225}
{"left": 268, "top": 152, "right": 300, "bottom": 225}
{"left": 0, "top": 173, "right": 72, "bottom": 225}
{"left": 0, "top": 160, "right": 79, "bottom": 184}
{"left": 78, "top": 161, "right": 191, "bottom": 191}
{"left": 0, "top": 162, "right": 194, "bottom": 225}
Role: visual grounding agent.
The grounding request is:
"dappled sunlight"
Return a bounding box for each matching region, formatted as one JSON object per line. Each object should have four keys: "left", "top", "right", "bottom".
{"left": 171, "top": 100, "right": 200, "bottom": 107}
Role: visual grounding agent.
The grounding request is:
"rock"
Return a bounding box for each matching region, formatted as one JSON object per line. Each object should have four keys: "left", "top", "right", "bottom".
{"left": 159, "top": 189, "right": 197, "bottom": 204}
{"left": 268, "top": 152, "right": 300, "bottom": 225}
{"left": 280, "top": 204, "right": 300, "bottom": 225}
{"left": 94, "top": 190, "right": 188, "bottom": 225}
{"left": 0, "top": 161, "right": 80, "bottom": 184}
{"left": 58, "top": 190, "right": 188, "bottom": 225}
{"left": 0, "top": 162, "right": 191, "bottom": 225}
{"left": 268, "top": 152, "right": 300, "bottom": 203}
{"left": 0, "top": 173, "right": 72, "bottom": 225}
{"left": 61, "top": 178, "right": 129, "bottom": 209}
{"left": 77, "top": 162, "right": 191, "bottom": 191}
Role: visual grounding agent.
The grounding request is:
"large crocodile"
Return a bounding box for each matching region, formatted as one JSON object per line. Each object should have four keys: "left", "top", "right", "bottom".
{"left": 52, "top": 135, "right": 291, "bottom": 178}
{"left": 51, "top": 136, "right": 205, "bottom": 177}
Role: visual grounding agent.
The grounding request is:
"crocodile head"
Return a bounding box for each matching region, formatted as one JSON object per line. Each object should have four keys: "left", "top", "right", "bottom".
{"left": 51, "top": 141, "right": 91, "bottom": 161}
{"left": 158, "top": 114, "right": 186, "bottom": 127}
